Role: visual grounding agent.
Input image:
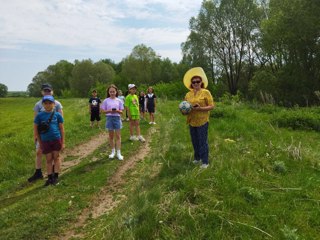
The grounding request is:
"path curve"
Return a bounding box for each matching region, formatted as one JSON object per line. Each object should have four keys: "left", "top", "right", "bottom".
{"left": 57, "top": 128, "right": 154, "bottom": 240}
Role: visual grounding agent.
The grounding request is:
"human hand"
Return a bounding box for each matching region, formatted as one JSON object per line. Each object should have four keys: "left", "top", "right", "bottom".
{"left": 193, "top": 103, "right": 201, "bottom": 110}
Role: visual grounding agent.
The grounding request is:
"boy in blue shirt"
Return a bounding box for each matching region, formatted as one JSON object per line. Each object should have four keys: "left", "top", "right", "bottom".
{"left": 34, "top": 95, "right": 65, "bottom": 186}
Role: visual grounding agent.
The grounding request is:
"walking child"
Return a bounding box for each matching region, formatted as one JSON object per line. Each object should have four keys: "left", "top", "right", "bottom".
{"left": 34, "top": 95, "right": 65, "bottom": 186}
{"left": 100, "top": 84, "right": 124, "bottom": 160}
{"left": 125, "top": 84, "right": 145, "bottom": 142}
{"left": 89, "top": 89, "right": 101, "bottom": 128}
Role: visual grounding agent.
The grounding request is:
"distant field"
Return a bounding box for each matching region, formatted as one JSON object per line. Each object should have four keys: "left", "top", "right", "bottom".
{"left": 0, "top": 98, "right": 320, "bottom": 239}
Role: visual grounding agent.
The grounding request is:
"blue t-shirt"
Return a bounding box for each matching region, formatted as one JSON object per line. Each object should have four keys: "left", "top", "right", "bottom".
{"left": 34, "top": 111, "right": 64, "bottom": 142}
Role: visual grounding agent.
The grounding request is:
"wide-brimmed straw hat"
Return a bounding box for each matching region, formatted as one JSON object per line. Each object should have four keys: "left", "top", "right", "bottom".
{"left": 183, "top": 67, "right": 208, "bottom": 90}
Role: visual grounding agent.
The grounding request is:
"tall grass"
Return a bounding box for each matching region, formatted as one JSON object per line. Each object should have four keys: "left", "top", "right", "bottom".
{"left": 0, "top": 98, "right": 320, "bottom": 239}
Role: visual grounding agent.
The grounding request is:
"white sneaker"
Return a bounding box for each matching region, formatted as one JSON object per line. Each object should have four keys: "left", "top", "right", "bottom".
{"left": 200, "top": 164, "right": 209, "bottom": 169}
{"left": 152, "top": 122, "right": 156, "bottom": 124}
{"left": 109, "top": 152, "right": 115, "bottom": 159}
{"left": 130, "top": 136, "right": 138, "bottom": 141}
{"left": 193, "top": 160, "right": 200, "bottom": 164}
{"left": 149, "top": 122, "right": 153, "bottom": 124}
{"left": 138, "top": 135, "right": 145, "bottom": 142}
{"left": 117, "top": 153, "right": 124, "bottom": 160}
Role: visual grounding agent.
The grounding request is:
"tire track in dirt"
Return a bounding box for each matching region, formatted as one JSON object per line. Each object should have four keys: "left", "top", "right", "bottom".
{"left": 57, "top": 128, "right": 155, "bottom": 240}
{"left": 59, "top": 131, "right": 107, "bottom": 174}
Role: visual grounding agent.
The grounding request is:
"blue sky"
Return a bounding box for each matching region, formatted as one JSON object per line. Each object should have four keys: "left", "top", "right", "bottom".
{"left": 0, "top": 0, "right": 202, "bottom": 91}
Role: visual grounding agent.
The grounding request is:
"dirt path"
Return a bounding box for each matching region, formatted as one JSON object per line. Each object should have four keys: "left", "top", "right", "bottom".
{"left": 59, "top": 131, "right": 107, "bottom": 174}
{"left": 57, "top": 128, "right": 155, "bottom": 240}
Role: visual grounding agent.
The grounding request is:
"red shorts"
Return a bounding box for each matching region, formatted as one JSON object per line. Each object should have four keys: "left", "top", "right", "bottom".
{"left": 41, "top": 139, "right": 62, "bottom": 154}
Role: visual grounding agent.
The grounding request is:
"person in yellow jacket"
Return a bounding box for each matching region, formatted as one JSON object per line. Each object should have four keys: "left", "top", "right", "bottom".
{"left": 183, "top": 67, "right": 215, "bottom": 169}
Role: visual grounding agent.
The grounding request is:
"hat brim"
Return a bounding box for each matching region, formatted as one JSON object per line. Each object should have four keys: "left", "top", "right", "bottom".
{"left": 183, "top": 67, "right": 208, "bottom": 90}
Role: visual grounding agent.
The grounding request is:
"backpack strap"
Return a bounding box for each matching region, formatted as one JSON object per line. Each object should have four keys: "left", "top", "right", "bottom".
{"left": 47, "top": 111, "right": 55, "bottom": 123}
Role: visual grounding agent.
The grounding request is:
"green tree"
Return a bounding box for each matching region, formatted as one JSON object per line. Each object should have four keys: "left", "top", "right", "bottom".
{"left": 45, "top": 60, "right": 74, "bottom": 96}
{"left": 121, "top": 44, "right": 160, "bottom": 85}
{"left": 260, "top": 0, "right": 320, "bottom": 105}
{"left": 27, "top": 71, "right": 50, "bottom": 97}
{"left": 0, "top": 83, "right": 8, "bottom": 97}
{"left": 70, "top": 59, "right": 115, "bottom": 97}
{"left": 183, "top": 0, "right": 263, "bottom": 95}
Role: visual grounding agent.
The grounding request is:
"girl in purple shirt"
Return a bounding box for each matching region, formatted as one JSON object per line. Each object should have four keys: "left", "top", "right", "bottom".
{"left": 100, "top": 84, "right": 124, "bottom": 160}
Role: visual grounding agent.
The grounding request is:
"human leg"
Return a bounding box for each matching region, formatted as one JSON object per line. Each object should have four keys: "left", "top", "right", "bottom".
{"left": 52, "top": 150, "right": 60, "bottom": 184}
{"left": 197, "top": 123, "right": 209, "bottom": 165}
{"left": 28, "top": 142, "right": 43, "bottom": 182}
{"left": 189, "top": 126, "right": 200, "bottom": 161}
{"left": 108, "top": 130, "right": 115, "bottom": 158}
{"left": 44, "top": 152, "right": 54, "bottom": 186}
{"left": 115, "top": 130, "right": 123, "bottom": 160}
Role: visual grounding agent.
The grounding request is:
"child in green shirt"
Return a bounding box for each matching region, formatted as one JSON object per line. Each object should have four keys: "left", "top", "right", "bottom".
{"left": 125, "top": 84, "right": 145, "bottom": 142}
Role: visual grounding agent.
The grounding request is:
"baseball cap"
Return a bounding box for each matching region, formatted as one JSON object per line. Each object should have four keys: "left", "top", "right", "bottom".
{"left": 42, "top": 95, "right": 55, "bottom": 103}
{"left": 41, "top": 83, "right": 53, "bottom": 91}
{"left": 128, "top": 84, "right": 136, "bottom": 89}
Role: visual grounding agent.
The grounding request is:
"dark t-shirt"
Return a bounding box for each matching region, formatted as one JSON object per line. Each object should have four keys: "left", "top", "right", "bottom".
{"left": 89, "top": 97, "right": 101, "bottom": 113}
{"left": 139, "top": 96, "right": 145, "bottom": 105}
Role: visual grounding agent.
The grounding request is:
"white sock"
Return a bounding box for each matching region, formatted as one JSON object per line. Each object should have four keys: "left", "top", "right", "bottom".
{"left": 111, "top": 148, "right": 115, "bottom": 154}
{"left": 117, "top": 150, "right": 121, "bottom": 155}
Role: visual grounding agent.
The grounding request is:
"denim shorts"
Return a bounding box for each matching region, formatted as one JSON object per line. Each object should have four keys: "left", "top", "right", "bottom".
{"left": 106, "top": 116, "right": 122, "bottom": 130}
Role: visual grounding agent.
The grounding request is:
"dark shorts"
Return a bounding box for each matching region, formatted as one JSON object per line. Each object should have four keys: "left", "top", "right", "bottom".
{"left": 91, "top": 112, "right": 101, "bottom": 121}
{"left": 41, "top": 139, "right": 62, "bottom": 154}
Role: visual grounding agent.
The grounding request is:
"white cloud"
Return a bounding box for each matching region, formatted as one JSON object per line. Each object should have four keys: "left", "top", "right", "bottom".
{"left": 0, "top": 0, "right": 203, "bottom": 90}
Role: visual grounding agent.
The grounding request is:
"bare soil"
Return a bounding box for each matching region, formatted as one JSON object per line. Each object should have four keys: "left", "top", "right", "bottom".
{"left": 57, "top": 129, "right": 153, "bottom": 240}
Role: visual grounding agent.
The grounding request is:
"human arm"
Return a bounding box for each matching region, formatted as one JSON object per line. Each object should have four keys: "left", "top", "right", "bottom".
{"left": 34, "top": 123, "right": 41, "bottom": 148}
{"left": 193, "top": 91, "right": 215, "bottom": 111}
{"left": 59, "top": 123, "right": 65, "bottom": 150}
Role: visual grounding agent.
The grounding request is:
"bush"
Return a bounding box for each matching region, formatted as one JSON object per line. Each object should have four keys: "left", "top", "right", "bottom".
{"left": 153, "top": 81, "right": 188, "bottom": 100}
{"left": 271, "top": 109, "right": 320, "bottom": 131}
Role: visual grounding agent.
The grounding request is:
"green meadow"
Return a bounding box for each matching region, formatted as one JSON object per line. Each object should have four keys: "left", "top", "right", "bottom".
{"left": 0, "top": 98, "right": 320, "bottom": 239}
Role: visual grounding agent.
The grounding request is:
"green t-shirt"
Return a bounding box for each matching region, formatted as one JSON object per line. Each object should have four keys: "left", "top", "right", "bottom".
{"left": 125, "top": 94, "right": 140, "bottom": 116}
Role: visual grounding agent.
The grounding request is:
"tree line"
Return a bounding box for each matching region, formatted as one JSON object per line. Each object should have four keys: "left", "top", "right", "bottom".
{"left": 26, "top": 0, "right": 320, "bottom": 106}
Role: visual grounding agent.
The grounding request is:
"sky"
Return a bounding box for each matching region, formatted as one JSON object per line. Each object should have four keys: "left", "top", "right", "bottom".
{"left": 0, "top": 0, "right": 203, "bottom": 91}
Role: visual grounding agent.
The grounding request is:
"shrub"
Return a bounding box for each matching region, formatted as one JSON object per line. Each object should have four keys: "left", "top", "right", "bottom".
{"left": 272, "top": 109, "right": 320, "bottom": 131}
{"left": 153, "top": 81, "right": 188, "bottom": 100}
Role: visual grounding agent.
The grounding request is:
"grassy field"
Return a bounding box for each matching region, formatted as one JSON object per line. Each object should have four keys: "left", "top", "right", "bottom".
{"left": 0, "top": 98, "right": 320, "bottom": 239}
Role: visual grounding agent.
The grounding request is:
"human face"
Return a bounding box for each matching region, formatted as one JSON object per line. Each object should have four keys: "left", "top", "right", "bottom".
{"left": 43, "top": 101, "right": 55, "bottom": 112}
{"left": 129, "top": 87, "right": 136, "bottom": 94}
{"left": 108, "top": 87, "right": 117, "bottom": 98}
{"left": 42, "top": 89, "right": 52, "bottom": 96}
{"left": 191, "top": 77, "right": 202, "bottom": 90}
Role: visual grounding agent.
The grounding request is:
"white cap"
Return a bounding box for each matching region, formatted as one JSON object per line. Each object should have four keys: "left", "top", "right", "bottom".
{"left": 128, "top": 84, "right": 136, "bottom": 89}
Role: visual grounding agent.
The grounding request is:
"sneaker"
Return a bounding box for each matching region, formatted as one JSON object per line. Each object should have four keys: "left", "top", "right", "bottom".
{"left": 44, "top": 178, "right": 54, "bottom": 187}
{"left": 193, "top": 160, "right": 201, "bottom": 164}
{"left": 152, "top": 122, "right": 156, "bottom": 124}
{"left": 138, "top": 135, "right": 145, "bottom": 142}
{"left": 200, "top": 164, "right": 209, "bottom": 169}
{"left": 130, "top": 136, "right": 138, "bottom": 141}
{"left": 117, "top": 153, "right": 124, "bottom": 160}
{"left": 28, "top": 172, "right": 43, "bottom": 182}
{"left": 109, "top": 152, "right": 115, "bottom": 159}
{"left": 52, "top": 177, "right": 59, "bottom": 185}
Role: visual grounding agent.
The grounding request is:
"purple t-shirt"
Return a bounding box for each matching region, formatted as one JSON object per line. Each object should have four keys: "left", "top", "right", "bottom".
{"left": 100, "top": 97, "right": 124, "bottom": 117}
